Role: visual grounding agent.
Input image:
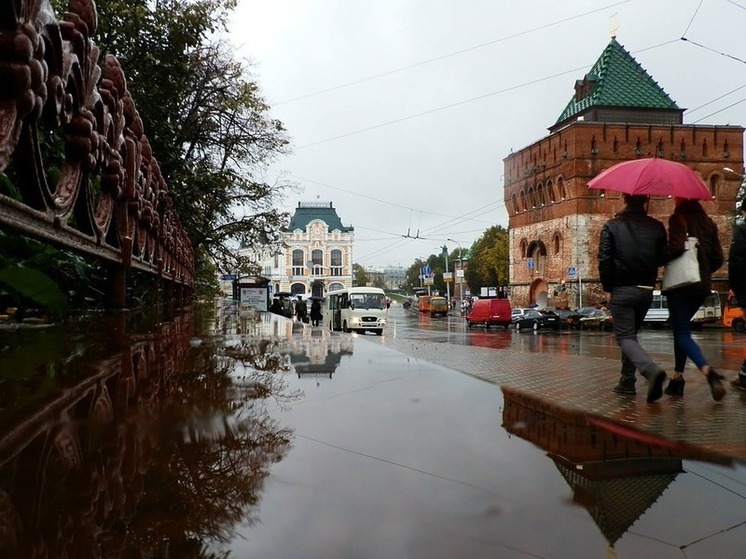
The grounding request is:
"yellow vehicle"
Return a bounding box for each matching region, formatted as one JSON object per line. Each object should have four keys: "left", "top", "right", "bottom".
{"left": 723, "top": 290, "right": 745, "bottom": 332}
{"left": 430, "top": 296, "right": 449, "bottom": 317}
{"left": 417, "top": 295, "right": 432, "bottom": 313}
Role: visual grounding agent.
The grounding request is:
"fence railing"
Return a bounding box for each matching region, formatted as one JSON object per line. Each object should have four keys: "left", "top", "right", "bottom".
{"left": 0, "top": 0, "right": 194, "bottom": 307}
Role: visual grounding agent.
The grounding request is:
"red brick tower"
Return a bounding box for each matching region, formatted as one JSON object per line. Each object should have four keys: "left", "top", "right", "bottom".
{"left": 504, "top": 38, "right": 744, "bottom": 308}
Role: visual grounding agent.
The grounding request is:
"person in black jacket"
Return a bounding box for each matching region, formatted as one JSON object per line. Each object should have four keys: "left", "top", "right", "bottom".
{"left": 729, "top": 198, "right": 746, "bottom": 391}
{"left": 662, "top": 198, "right": 724, "bottom": 400}
{"left": 598, "top": 194, "right": 668, "bottom": 402}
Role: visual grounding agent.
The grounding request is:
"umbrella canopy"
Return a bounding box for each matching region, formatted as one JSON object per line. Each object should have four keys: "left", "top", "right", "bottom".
{"left": 587, "top": 158, "right": 713, "bottom": 200}
{"left": 274, "top": 291, "right": 293, "bottom": 298}
{"left": 309, "top": 295, "right": 326, "bottom": 301}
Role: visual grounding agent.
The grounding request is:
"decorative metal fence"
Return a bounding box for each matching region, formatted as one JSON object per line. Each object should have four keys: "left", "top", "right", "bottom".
{"left": 0, "top": 0, "right": 194, "bottom": 307}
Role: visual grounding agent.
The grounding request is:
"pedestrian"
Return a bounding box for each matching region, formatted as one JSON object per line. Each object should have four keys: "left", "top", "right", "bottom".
{"left": 269, "top": 298, "right": 284, "bottom": 315}
{"left": 310, "top": 299, "right": 323, "bottom": 327}
{"left": 295, "top": 295, "right": 308, "bottom": 323}
{"left": 728, "top": 198, "right": 746, "bottom": 391}
{"left": 662, "top": 198, "right": 725, "bottom": 400}
{"left": 598, "top": 193, "right": 668, "bottom": 402}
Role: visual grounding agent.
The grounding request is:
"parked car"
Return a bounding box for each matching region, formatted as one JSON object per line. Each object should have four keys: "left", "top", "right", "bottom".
{"left": 466, "top": 298, "right": 512, "bottom": 329}
{"left": 511, "top": 307, "right": 533, "bottom": 324}
{"left": 514, "top": 309, "right": 561, "bottom": 331}
{"left": 578, "top": 309, "right": 613, "bottom": 330}
{"left": 555, "top": 308, "right": 580, "bottom": 329}
{"left": 562, "top": 306, "right": 599, "bottom": 329}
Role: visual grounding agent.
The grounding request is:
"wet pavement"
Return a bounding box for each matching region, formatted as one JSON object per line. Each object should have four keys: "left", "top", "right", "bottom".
{"left": 0, "top": 301, "right": 745, "bottom": 558}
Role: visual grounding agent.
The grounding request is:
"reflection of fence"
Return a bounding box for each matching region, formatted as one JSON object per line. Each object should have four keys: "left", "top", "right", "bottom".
{"left": 0, "top": 313, "right": 194, "bottom": 556}
{"left": 0, "top": 0, "right": 194, "bottom": 307}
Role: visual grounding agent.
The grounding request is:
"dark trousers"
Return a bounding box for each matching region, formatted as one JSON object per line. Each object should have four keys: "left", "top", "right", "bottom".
{"left": 667, "top": 288, "right": 708, "bottom": 373}
{"left": 610, "top": 285, "right": 659, "bottom": 381}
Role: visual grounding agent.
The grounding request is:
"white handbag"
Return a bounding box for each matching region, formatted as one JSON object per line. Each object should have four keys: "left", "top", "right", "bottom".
{"left": 662, "top": 236, "right": 700, "bottom": 291}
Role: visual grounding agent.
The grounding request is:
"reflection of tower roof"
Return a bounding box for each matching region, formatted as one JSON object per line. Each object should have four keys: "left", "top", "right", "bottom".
{"left": 552, "top": 455, "right": 681, "bottom": 545}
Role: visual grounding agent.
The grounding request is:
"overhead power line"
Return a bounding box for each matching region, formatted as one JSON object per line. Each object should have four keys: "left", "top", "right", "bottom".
{"left": 275, "top": 0, "right": 632, "bottom": 105}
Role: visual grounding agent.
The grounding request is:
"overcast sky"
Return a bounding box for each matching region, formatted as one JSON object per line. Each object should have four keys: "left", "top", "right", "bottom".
{"left": 229, "top": 0, "right": 746, "bottom": 268}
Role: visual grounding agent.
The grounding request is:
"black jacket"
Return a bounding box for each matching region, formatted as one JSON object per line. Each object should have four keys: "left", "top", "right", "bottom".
{"left": 664, "top": 200, "right": 723, "bottom": 295}
{"left": 598, "top": 206, "right": 667, "bottom": 292}
{"left": 729, "top": 221, "right": 746, "bottom": 305}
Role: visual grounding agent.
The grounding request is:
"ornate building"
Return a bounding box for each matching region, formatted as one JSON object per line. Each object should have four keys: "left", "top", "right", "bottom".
{"left": 255, "top": 201, "right": 355, "bottom": 298}
{"left": 504, "top": 37, "right": 744, "bottom": 308}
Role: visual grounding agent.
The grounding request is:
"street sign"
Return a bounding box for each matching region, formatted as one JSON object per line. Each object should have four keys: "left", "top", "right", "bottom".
{"left": 422, "top": 265, "right": 431, "bottom": 275}
{"left": 567, "top": 267, "right": 577, "bottom": 280}
{"left": 220, "top": 274, "right": 237, "bottom": 281}
{"left": 527, "top": 258, "right": 534, "bottom": 270}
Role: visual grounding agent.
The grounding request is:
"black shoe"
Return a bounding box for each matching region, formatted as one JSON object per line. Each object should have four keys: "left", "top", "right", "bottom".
{"left": 647, "top": 369, "right": 666, "bottom": 403}
{"left": 612, "top": 381, "right": 636, "bottom": 395}
{"left": 707, "top": 369, "right": 726, "bottom": 401}
{"left": 730, "top": 376, "right": 746, "bottom": 391}
{"left": 664, "top": 376, "right": 685, "bottom": 396}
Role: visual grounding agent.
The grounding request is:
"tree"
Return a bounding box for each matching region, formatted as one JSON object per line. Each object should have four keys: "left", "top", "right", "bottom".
{"left": 64, "top": 0, "right": 293, "bottom": 290}
{"left": 464, "top": 226, "right": 510, "bottom": 295}
{"left": 352, "top": 263, "right": 368, "bottom": 287}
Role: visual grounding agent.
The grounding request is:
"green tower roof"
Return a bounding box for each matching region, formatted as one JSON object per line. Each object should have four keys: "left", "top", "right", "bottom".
{"left": 287, "top": 201, "right": 354, "bottom": 232}
{"left": 553, "top": 38, "right": 681, "bottom": 128}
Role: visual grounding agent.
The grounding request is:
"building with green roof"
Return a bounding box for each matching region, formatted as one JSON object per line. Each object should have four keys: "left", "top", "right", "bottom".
{"left": 503, "top": 35, "right": 743, "bottom": 309}
{"left": 255, "top": 201, "right": 355, "bottom": 299}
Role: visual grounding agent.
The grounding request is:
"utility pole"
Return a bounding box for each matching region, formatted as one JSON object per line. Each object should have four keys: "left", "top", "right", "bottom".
{"left": 441, "top": 245, "right": 450, "bottom": 302}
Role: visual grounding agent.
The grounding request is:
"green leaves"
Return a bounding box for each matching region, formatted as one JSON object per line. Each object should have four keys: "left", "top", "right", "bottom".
{"left": 0, "top": 266, "right": 67, "bottom": 315}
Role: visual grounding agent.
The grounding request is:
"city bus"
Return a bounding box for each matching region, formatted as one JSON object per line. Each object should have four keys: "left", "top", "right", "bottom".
{"left": 327, "top": 287, "right": 387, "bottom": 335}
{"left": 643, "top": 290, "right": 722, "bottom": 325}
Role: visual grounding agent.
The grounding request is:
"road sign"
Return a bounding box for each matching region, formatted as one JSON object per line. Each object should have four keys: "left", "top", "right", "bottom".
{"left": 220, "top": 274, "right": 237, "bottom": 281}
{"left": 567, "top": 267, "right": 577, "bottom": 280}
{"left": 422, "top": 265, "right": 431, "bottom": 275}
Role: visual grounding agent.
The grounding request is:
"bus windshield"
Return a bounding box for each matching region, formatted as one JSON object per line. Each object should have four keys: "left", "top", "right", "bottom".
{"left": 350, "top": 293, "right": 386, "bottom": 310}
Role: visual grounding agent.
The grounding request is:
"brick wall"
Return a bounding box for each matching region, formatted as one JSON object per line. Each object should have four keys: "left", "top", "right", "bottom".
{"left": 504, "top": 121, "right": 745, "bottom": 308}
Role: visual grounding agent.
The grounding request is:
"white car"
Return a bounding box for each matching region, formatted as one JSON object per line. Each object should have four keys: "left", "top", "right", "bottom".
{"left": 511, "top": 308, "right": 532, "bottom": 323}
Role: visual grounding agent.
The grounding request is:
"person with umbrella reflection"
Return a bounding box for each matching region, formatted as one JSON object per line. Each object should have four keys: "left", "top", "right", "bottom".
{"left": 598, "top": 193, "right": 668, "bottom": 402}
{"left": 661, "top": 198, "right": 724, "bottom": 400}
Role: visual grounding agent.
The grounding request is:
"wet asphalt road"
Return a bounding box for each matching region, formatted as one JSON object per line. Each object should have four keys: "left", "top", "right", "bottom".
{"left": 221, "top": 305, "right": 746, "bottom": 558}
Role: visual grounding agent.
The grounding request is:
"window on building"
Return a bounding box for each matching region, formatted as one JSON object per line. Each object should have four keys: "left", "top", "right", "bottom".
{"left": 536, "top": 183, "right": 545, "bottom": 207}
{"left": 546, "top": 180, "right": 555, "bottom": 204}
{"left": 553, "top": 234, "right": 561, "bottom": 255}
{"left": 520, "top": 191, "right": 528, "bottom": 212}
{"left": 520, "top": 239, "right": 528, "bottom": 259}
{"left": 703, "top": 141, "right": 708, "bottom": 157}
{"left": 511, "top": 193, "right": 519, "bottom": 214}
{"left": 557, "top": 176, "right": 567, "bottom": 200}
{"left": 330, "top": 249, "right": 343, "bottom": 276}
{"left": 527, "top": 186, "right": 536, "bottom": 209}
{"left": 312, "top": 249, "right": 324, "bottom": 275}
{"left": 292, "top": 249, "right": 304, "bottom": 276}
{"left": 709, "top": 173, "right": 719, "bottom": 196}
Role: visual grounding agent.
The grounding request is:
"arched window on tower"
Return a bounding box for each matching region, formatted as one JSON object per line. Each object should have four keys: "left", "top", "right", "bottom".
{"left": 520, "top": 239, "right": 528, "bottom": 259}
{"left": 536, "top": 183, "right": 545, "bottom": 207}
{"left": 511, "top": 193, "right": 519, "bottom": 214}
{"left": 557, "top": 176, "right": 567, "bottom": 201}
{"left": 703, "top": 140, "right": 709, "bottom": 157}
{"left": 709, "top": 173, "right": 719, "bottom": 197}
{"left": 553, "top": 233, "right": 561, "bottom": 255}
{"left": 546, "top": 180, "right": 555, "bottom": 203}
{"left": 520, "top": 191, "right": 528, "bottom": 212}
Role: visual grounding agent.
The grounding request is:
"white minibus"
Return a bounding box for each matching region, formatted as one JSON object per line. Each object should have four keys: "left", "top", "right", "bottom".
{"left": 643, "top": 290, "right": 721, "bottom": 325}
{"left": 327, "top": 287, "right": 387, "bottom": 335}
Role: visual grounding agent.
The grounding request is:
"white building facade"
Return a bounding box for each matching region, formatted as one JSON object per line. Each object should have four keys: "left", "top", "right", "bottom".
{"left": 252, "top": 201, "right": 355, "bottom": 298}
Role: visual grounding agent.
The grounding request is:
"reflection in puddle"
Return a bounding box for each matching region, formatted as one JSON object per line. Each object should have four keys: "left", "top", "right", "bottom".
{"left": 501, "top": 386, "right": 732, "bottom": 550}
{"left": 0, "top": 306, "right": 310, "bottom": 558}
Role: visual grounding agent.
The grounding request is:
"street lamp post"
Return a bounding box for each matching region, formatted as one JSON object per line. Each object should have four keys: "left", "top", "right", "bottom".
{"left": 447, "top": 238, "right": 463, "bottom": 302}
{"left": 440, "top": 245, "right": 450, "bottom": 302}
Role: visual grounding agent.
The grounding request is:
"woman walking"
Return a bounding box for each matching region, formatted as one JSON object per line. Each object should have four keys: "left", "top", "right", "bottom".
{"left": 662, "top": 198, "right": 725, "bottom": 400}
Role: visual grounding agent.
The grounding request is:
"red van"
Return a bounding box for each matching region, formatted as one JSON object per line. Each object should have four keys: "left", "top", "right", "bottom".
{"left": 466, "top": 298, "right": 512, "bottom": 329}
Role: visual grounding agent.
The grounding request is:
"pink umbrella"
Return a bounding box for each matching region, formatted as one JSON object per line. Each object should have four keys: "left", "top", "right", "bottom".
{"left": 587, "top": 157, "right": 713, "bottom": 200}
